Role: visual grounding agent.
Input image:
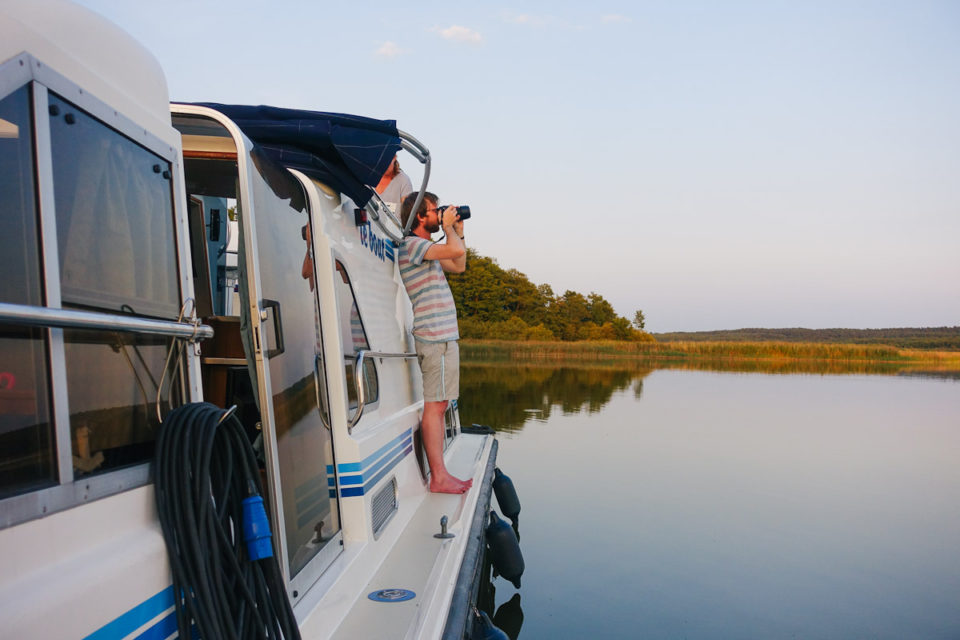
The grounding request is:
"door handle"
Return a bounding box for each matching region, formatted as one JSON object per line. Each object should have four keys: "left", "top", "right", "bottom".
{"left": 261, "top": 299, "right": 285, "bottom": 358}
{"left": 314, "top": 353, "right": 331, "bottom": 431}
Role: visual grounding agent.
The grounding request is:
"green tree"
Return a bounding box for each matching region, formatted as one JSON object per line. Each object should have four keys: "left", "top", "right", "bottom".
{"left": 610, "top": 317, "right": 634, "bottom": 340}
{"left": 524, "top": 323, "right": 554, "bottom": 341}
{"left": 633, "top": 309, "right": 646, "bottom": 331}
{"left": 447, "top": 248, "right": 645, "bottom": 342}
{"left": 502, "top": 268, "right": 549, "bottom": 326}
{"left": 552, "top": 291, "right": 592, "bottom": 341}
{"left": 449, "top": 249, "right": 509, "bottom": 322}
{"left": 587, "top": 293, "right": 617, "bottom": 326}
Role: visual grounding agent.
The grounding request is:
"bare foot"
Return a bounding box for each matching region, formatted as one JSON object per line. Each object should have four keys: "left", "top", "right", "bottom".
{"left": 430, "top": 474, "right": 473, "bottom": 494}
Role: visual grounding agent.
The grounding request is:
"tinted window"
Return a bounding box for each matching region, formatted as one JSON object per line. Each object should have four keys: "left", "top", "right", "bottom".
{"left": 0, "top": 85, "right": 56, "bottom": 497}
{"left": 49, "top": 92, "right": 180, "bottom": 319}
{"left": 334, "top": 261, "right": 378, "bottom": 408}
{"left": 64, "top": 330, "right": 182, "bottom": 477}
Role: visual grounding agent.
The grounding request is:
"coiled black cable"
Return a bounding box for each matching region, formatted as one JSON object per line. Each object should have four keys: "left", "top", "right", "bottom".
{"left": 154, "top": 402, "right": 301, "bottom": 640}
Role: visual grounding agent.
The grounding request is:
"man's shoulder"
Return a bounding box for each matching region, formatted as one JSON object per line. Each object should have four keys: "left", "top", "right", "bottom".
{"left": 401, "top": 235, "right": 434, "bottom": 265}
{"left": 402, "top": 235, "right": 432, "bottom": 250}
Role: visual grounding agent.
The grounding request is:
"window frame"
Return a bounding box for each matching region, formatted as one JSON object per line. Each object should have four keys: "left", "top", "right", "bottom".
{"left": 331, "top": 257, "right": 380, "bottom": 417}
{"left": 0, "top": 53, "right": 201, "bottom": 530}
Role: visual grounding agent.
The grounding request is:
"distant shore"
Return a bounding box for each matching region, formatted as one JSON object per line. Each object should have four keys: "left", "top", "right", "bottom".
{"left": 460, "top": 339, "right": 960, "bottom": 371}
{"left": 652, "top": 326, "right": 960, "bottom": 350}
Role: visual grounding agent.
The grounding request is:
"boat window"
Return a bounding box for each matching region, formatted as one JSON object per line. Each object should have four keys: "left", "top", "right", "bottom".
{"left": 44, "top": 92, "right": 186, "bottom": 478}
{"left": 333, "top": 261, "right": 379, "bottom": 409}
{"left": 0, "top": 85, "right": 56, "bottom": 498}
{"left": 64, "top": 329, "right": 182, "bottom": 477}
{"left": 48, "top": 92, "right": 180, "bottom": 319}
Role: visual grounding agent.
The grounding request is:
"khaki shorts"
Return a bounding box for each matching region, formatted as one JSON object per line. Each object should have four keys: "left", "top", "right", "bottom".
{"left": 415, "top": 340, "right": 459, "bottom": 402}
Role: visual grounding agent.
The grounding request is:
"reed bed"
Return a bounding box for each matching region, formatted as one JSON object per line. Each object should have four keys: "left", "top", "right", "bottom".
{"left": 461, "top": 339, "right": 960, "bottom": 368}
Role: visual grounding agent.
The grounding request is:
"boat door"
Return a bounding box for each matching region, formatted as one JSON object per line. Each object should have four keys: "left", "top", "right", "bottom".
{"left": 172, "top": 109, "right": 342, "bottom": 601}
{"left": 242, "top": 148, "right": 342, "bottom": 600}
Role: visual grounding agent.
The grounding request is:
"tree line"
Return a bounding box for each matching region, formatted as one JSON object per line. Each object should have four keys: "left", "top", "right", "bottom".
{"left": 448, "top": 249, "right": 650, "bottom": 342}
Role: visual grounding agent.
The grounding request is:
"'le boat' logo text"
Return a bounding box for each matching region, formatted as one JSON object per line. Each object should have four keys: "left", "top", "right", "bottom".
{"left": 359, "top": 221, "right": 392, "bottom": 263}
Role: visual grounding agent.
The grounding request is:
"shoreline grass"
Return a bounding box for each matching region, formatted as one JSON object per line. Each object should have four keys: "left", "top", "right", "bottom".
{"left": 460, "top": 339, "right": 960, "bottom": 369}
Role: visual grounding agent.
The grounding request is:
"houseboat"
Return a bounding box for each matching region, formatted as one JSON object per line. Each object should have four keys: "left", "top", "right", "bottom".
{"left": 0, "top": 1, "right": 514, "bottom": 637}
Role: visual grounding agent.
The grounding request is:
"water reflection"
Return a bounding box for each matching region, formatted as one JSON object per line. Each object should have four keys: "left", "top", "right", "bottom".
{"left": 650, "top": 357, "right": 960, "bottom": 376}
{"left": 458, "top": 363, "right": 654, "bottom": 433}
{"left": 476, "top": 555, "right": 525, "bottom": 640}
{"left": 461, "top": 359, "right": 960, "bottom": 435}
{"left": 463, "top": 364, "right": 960, "bottom": 639}
{"left": 493, "top": 593, "right": 524, "bottom": 639}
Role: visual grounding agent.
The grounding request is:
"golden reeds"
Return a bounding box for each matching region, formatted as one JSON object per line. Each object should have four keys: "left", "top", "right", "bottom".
{"left": 460, "top": 339, "right": 960, "bottom": 370}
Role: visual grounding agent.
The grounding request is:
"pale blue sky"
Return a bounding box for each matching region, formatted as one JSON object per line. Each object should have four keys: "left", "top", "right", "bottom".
{"left": 76, "top": 0, "right": 959, "bottom": 332}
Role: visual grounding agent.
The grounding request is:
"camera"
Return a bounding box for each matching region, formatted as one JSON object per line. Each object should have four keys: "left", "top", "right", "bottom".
{"left": 441, "top": 205, "right": 471, "bottom": 221}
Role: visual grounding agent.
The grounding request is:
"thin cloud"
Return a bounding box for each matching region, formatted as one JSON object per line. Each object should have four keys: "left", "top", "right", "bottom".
{"left": 432, "top": 25, "right": 483, "bottom": 44}
{"left": 600, "top": 14, "right": 632, "bottom": 24}
{"left": 375, "top": 41, "right": 407, "bottom": 58}
{"left": 501, "top": 11, "right": 550, "bottom": 27}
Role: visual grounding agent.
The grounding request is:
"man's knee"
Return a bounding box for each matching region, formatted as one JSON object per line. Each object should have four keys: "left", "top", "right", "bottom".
{"left": 424, "top": 400, "right": 447, "bottom": 416}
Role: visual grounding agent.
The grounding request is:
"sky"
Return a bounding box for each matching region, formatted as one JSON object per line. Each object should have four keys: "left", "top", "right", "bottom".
{"left": 74, "top": 0, "right": 960, "bottom": 332}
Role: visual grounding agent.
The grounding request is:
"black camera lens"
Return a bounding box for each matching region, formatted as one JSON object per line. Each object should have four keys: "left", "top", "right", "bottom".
{"left": 440, "top": 205, "right": 472, "bottom": 221}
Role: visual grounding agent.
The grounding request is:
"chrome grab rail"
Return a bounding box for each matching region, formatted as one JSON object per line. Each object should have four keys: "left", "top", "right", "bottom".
{"left": 348, "top": 349, "right": 417, "bottom": 433}
{"left": 363, "top": 130, "right": 431, "bottom": 243}
{"left": 397, "top": 129, "right": 431, "bottom": 237}
{"left": 0, "top": 302, "right": 213, "bottom": 341}
{"left": 366, "top": 193, "right": 404, "bottom": 244}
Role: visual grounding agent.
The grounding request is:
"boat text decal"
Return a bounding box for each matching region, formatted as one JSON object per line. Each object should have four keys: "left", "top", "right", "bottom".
{"left": 359, "top": 221, "right": 394, "bottom": 263}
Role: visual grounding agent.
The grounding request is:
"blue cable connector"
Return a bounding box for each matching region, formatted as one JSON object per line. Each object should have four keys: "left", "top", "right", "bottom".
{"left": 242, "top": 495, "right": 273, "bottom": 560}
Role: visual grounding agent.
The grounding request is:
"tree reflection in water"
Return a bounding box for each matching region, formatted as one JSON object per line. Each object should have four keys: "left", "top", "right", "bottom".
{"left": 458, "top": 363, "right": 655, "bottom": 433}
{"left": 459, "top": 357, "right": 958, "bottom": 435}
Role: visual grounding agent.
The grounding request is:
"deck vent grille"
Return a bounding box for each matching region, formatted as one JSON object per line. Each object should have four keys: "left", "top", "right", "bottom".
{"left": 371, "top": 477, "right": 398, "bottom": 538}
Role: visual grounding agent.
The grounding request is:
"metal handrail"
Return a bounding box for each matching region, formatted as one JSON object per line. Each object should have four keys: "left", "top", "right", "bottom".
{"left": 397, "top": 129, "right": 431, "bottom": 237}
{"left": 361, "top": 130, "right": 431, "bottom": 243}
{"left": 0, "top": 302, "right": 213, "bottom": 341}
{"left": 348, "top": 349, "right": 417, "bottom": 432}
{"left": 367, "top": 192, "right": 405, "bottom": 244}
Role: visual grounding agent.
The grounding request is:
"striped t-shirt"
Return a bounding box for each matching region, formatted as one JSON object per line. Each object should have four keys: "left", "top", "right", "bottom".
{"left": 399, "top": 236, "right": 460, "bottom": 343}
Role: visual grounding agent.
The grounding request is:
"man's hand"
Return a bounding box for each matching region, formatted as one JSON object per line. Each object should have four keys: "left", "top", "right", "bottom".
{"left": 431, "top": 205, "right": 466, "bottom": 273}
{"left": 441, "top": 206, "right": 458, "bottom": 229}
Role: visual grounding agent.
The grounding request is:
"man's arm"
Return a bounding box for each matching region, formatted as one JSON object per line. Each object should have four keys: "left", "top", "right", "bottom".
{"left": 424, "top": 209, "right": 466, "bottom": 273}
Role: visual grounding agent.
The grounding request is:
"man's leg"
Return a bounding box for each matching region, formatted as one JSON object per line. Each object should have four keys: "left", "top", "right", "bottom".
{"left": 417, "top": 341, "right": 472, "bottom": 493}
{"left": 422, "top": 400, "right": 472, "bottom": 493}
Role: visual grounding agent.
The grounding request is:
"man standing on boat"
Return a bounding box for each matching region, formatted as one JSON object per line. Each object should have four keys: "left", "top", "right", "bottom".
{"left": 399, "top": 192, "right": 472, "bottom": 494}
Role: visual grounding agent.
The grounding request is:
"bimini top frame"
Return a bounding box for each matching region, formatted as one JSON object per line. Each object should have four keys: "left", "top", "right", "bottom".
{"left": 181, "top": 103, "right": 432, "bottom": 243}
{"left": 397, "top": 129, "right": 431, "bottom": 237}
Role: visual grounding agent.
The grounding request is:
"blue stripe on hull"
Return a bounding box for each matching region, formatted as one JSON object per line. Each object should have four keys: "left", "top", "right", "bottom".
{"left": 328, "top": 428, "right": 414, "bottom": 497}
{"left": 83, "top": 586, "right": 175, "bottom": 640}
{"left": 133, "top": 611, "right": 178, "bottom": 640}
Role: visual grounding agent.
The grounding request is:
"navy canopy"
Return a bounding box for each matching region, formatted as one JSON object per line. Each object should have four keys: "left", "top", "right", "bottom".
{"left": 197, "top": 103, "right": 402, "bottom": 208}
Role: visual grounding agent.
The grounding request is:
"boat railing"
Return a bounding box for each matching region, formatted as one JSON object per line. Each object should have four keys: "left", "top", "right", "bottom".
{"left": 349, "top": 349, "right": 417, "bottom": 433}
{"left": 366, "top": 193, "right": 405, "bottom": 243}
{"left": 398, "top": 129, "right": 431, "bottom": 237}
{"left": 363, "top": 129, "right": 432, "bottom": 243}
{"left": 0, "top": 302, "right": 213, "bottom": 341}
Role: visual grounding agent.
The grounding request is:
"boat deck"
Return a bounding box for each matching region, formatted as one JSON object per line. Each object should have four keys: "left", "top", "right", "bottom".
{"left": 297, "top": 433, "right": 495, "bottom": 640}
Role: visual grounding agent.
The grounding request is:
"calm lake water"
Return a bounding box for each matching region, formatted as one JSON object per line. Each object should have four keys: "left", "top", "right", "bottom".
{"left": 459, "top": 363, "right": 960, "bottom": 639}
